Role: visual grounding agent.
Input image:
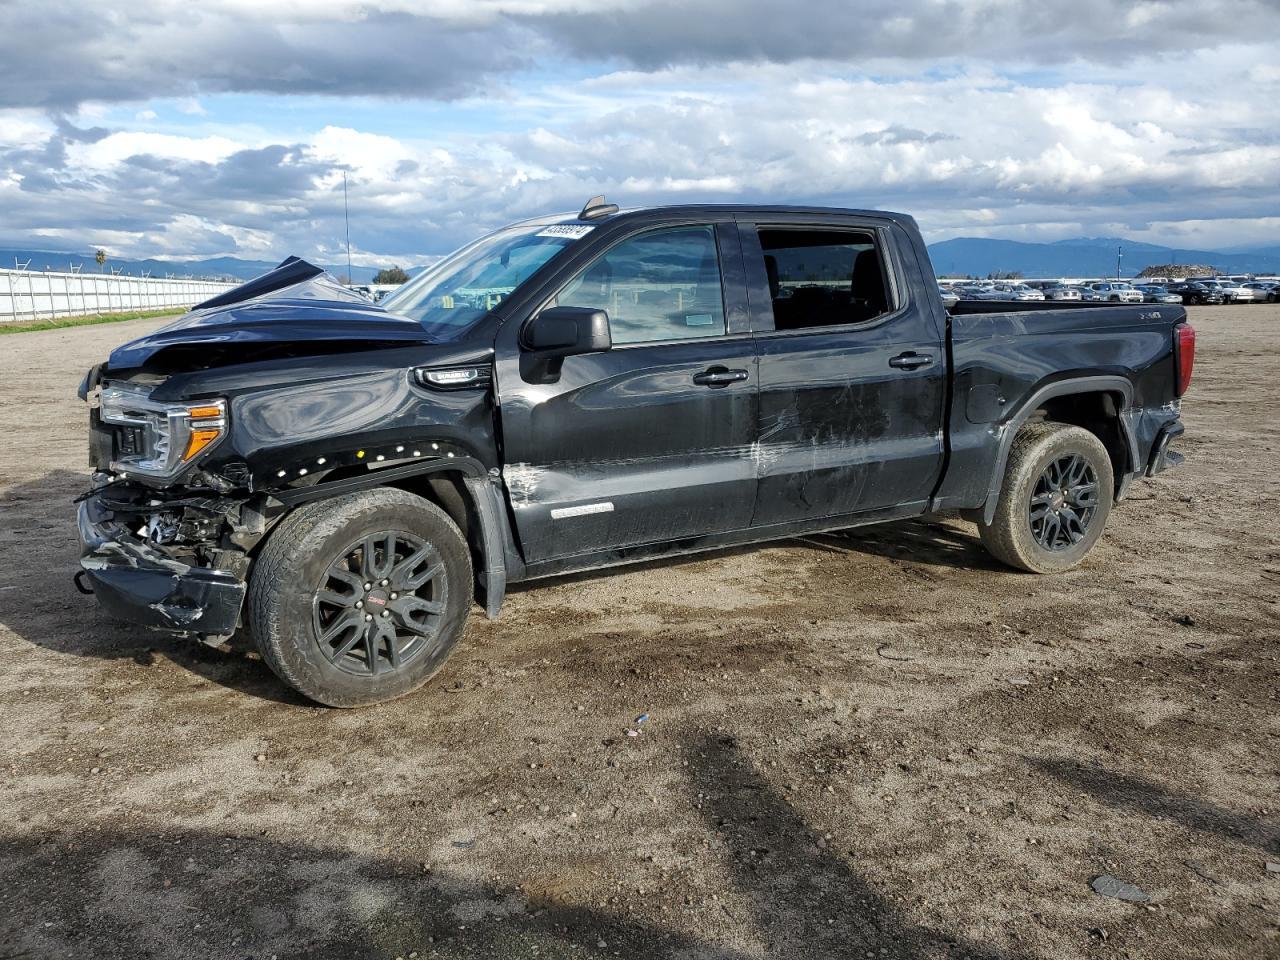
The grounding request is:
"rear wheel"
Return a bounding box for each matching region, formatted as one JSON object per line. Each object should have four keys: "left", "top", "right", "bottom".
{"left": 248, "top": 488, "right": 472, "bottom": 706}
{"left": 977, "top": 422, "right": 1114, "bottom": 574}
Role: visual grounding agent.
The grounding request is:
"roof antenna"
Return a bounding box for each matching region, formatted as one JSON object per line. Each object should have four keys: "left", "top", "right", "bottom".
{"left": 578, "top": 194, "right": 619, "bottom": 221}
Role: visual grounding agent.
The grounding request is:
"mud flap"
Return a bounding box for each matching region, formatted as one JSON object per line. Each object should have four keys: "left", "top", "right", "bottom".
{"left": 464, "top": 475, "right": 508, "bottom": 619}
{"left": 1146, "top": 421, "right": 1185, "bottom": 476}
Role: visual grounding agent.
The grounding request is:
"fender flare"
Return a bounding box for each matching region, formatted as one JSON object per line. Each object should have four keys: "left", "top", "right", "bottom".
{"left": 274, "top": 456, "right": 514, "bottom": 618}
{"left": 980, "top": 375, "right": 1139, "bottom": 525}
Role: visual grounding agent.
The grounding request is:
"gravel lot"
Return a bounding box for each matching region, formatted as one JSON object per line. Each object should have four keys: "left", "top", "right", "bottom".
{"left": 1, "top": 306, "right": 1276, "bottom": 959}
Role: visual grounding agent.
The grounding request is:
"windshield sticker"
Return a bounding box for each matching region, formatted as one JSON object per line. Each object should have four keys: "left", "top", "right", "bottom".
{"left": 536, "top": 224, "right": 595, "bottom": 239}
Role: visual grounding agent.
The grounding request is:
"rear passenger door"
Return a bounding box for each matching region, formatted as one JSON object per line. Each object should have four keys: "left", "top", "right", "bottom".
{"left": 738, "top": 216, "right": 947, "bottom": 527}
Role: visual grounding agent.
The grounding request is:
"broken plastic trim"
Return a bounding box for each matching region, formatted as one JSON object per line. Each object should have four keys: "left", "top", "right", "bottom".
{"left": 76, "top": 500, "right": 246, "bottom": 637}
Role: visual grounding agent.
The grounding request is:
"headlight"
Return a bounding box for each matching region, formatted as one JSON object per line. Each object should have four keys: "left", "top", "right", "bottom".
{"left": 98, "top": 383, "right": 228, "bottom": 482}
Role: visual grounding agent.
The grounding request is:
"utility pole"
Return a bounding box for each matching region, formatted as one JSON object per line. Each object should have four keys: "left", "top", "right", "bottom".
{"left": 343, "top": 170, "right": 353, "bottom": 285}
{"left": 1116, "top": 245, "right": 1123, "bottom": 280}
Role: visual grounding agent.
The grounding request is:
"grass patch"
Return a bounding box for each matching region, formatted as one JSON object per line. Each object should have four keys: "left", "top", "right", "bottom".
{"left": 0, "top": 308, "right": 183, "bottom": 335}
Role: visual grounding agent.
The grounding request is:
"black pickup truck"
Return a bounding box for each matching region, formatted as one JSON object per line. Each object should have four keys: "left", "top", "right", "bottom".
{"left": 76, "top": 199, "right": 1195, "bottom": 706}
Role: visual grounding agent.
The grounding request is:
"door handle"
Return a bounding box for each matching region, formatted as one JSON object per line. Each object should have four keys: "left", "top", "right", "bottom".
{"left": 888, "top": 352, "right": 934, "bottom": 370}
{"left": 692, "top": 366, "right": 749, "bottom": 387}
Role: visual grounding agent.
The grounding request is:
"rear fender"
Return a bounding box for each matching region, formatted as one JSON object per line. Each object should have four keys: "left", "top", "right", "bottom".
{"left": 980, "top": 376, "right": 1137, "bottom": 525}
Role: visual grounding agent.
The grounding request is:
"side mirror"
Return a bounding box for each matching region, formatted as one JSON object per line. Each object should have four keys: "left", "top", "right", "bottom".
{"left": 522, "top": 306, "right": 612, "bottom": 358}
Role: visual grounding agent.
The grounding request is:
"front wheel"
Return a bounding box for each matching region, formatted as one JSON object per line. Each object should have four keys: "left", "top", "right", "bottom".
{"left": 248, "top": 488, "right": 472, "bottom": 706}
{"left": 977, "top": 422, "right": 1114, "bottom": 574}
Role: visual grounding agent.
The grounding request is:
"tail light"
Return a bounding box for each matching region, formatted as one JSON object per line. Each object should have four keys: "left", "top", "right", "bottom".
{"left": 1174, "top": 322, "right": 1195, "bottom": 397}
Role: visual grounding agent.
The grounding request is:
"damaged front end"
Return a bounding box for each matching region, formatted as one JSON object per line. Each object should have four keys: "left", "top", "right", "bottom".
{"left": 76, "top": 475, "right": 279, "bottom": 642}
{"left": 73, "top": 256, "right": 490, "bottom": 641}
{"left": 75, "top": 364, "right": 278, "bottom": 641}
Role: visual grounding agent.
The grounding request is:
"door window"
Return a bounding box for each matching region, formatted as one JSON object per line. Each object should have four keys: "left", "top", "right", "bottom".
{"left": 758, "top": 229, "right": 893, "bottom": 330}
{"left": 556, "top": 226, "right": 726, "bottom": 345}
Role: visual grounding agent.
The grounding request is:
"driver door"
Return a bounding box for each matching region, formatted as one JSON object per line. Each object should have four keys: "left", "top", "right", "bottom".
{"left": 494, "top": 223, "right": 758, "bottom": 564}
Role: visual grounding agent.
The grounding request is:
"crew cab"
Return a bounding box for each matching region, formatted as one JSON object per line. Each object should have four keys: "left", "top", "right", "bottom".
{"left": 76, "top": 200, "right": 1194, "bottom": 706}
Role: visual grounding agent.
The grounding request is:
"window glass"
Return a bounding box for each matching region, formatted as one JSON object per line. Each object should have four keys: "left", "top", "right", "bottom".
{"left": 383, "top": 223, "right": 586, "bottom": 338}
{"left": 758, "top": 229, "right": 892, "bottom": 330}
{"left": 556, "top": 226, "right": 725, "bottom": 344}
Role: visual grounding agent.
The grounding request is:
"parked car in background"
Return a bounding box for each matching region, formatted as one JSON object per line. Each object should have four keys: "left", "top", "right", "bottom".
{"left": 1168, "top": 282, "right": 1224, "bottom": 305}
{"left": 939, "top": 286, "right": 960, "bottom": 309}
{"left": 1089, "top": 282, "right": 1145, "bottom": 303}
{"left": 1134, "top": 285, "right": 1184, "bottom": 305}
{"left": 1244, "top": 281, "right": 1277, "bottom": 302}
{"left": 1004, "top": 283, "right": 1046, "bottom": 301}
{"left": 1200, "top": 280, "right": 1260, "bottom": 303}
{"left": 974, "top": 283, "right": 1045, "bottom": 301}
{"left": 1044, "top": 285, "right": 1083, "bottom": 301}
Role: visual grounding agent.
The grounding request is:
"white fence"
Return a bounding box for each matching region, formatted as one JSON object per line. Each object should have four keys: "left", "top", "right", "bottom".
{"left": 0, "top": 269, "right": 238, "bottom": 323}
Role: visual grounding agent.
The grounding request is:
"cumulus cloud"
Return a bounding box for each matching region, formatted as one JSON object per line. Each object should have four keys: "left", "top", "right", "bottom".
{"left": 0, "top": 6, "right": 535, "bottom": 110}
{"left": 3, "top": 0, "right": 1279, "bottom": 108}
{"left": 0, "top": 1, "right": 1277, "bottom": 261}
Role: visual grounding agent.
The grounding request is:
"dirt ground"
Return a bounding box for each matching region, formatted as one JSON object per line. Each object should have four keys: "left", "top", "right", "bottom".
{"left": 0, "top": 306, "right": 1276, "bottom": 960}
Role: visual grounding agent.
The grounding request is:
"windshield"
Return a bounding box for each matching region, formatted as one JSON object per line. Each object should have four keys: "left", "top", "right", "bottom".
{"left": 380, "top": 223, "right": 589, "bottom": 338}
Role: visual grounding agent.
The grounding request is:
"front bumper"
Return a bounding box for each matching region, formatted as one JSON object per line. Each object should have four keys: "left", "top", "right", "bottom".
{"left": 77, "top": 498, "right": 245, "bottom": 638}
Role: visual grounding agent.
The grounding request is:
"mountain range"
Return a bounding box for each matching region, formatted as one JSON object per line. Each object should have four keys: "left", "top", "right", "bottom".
{"left": 0, "top": 248, "right": 383, "bottom": 283}
{"left": 2, "top": 234, "right": 1278, "bottom": 286}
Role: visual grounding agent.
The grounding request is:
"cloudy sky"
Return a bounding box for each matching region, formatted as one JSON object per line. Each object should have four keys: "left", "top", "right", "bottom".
{"left": 1, "top": 0, "right": 1278, "bottom": 266}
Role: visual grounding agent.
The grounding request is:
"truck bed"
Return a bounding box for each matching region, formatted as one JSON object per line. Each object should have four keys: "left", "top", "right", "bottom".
{"left": 933, "top": 300, "right": 1187, "bottom": 515}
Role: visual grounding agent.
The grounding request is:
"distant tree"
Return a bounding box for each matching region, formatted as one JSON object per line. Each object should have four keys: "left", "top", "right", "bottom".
{"left": 94, "top": 249, "right": 106, "bottom": 271}
{"left": 986, "top": 270, "right": 1024, "bottom": 280}
{"left": 373, "top": 266, "right": 411, "bottom": 285}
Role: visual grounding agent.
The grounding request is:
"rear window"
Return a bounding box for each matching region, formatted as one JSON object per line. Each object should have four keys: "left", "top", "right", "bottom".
{"left": 757, "top": 229, "right": 893, "bottom": 330}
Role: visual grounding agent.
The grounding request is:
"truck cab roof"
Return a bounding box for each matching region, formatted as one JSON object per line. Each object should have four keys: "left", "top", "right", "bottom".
{"left": 509, "top": 202, "right": 917, "bottom": 231}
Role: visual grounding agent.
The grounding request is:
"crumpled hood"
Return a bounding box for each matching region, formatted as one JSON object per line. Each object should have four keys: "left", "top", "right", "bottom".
{"left": 108, "top": 257, "right": 433, "bottom": 370}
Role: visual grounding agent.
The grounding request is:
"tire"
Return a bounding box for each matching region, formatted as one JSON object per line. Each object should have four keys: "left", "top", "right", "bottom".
{"left": 248, "top": 488, "right": 472, "bottom": 707}
{"left": 977, "top": 422, "right": 1114, "bottom": 574}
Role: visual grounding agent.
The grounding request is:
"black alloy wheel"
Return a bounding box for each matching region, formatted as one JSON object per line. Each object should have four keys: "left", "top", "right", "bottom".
{"left": 1028, "top": 454, "right": 1099, "bottom": 551}
{"left": 976, "top": 422, "right": 1114, "bottom": 574}
{"left": 312, "top": 531, "right": 446, "bottom": 677}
